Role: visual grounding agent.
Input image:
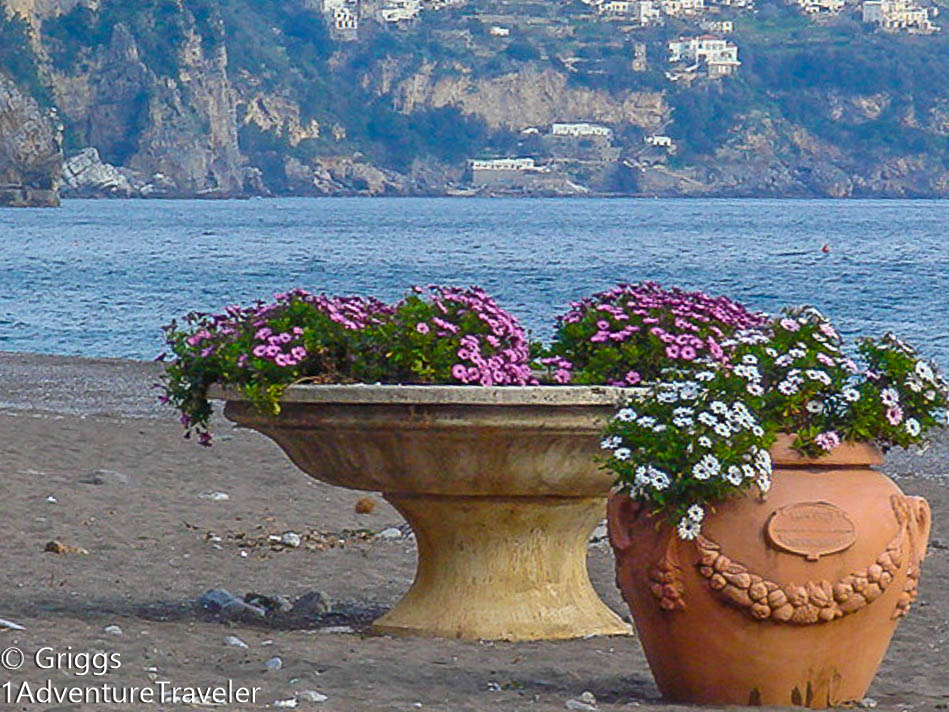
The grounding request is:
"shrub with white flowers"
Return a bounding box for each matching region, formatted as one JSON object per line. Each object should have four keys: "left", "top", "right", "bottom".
{"left": 602, "top": 304, "right": 949, "bottom": 541}
{"left": 602, "top": 368, "right": 777, "bottom": 541}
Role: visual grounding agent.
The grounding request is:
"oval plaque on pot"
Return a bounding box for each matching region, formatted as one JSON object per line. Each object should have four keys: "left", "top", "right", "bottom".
{"left": 766, "top": 501, "right": 856, "bottom": 561}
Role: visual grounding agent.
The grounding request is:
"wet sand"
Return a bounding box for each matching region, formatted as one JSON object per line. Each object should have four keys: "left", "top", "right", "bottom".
{"left": 0, "top": 351, "right": 946, "bottom": 711}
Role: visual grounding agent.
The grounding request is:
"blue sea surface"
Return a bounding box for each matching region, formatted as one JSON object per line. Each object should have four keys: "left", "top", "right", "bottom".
{"left": 1, "top": 197, "right": 948, "bottom": 368}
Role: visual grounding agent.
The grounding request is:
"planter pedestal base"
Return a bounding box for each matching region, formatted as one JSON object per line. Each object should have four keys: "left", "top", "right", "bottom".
{"left": 373, "top": 493, "right": 632, "bottom": 641}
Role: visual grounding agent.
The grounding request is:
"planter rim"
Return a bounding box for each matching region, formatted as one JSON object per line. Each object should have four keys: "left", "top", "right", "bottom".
{"left": 209, "top": 383, "right": 644, "bottom": 406}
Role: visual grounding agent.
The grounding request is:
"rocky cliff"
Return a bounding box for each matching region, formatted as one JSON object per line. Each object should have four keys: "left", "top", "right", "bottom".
{"left": 3, "top": 0, "right": 949, "bottom": 199}
{"left": 0, "top": 70, "right": 60, "bottom": 206}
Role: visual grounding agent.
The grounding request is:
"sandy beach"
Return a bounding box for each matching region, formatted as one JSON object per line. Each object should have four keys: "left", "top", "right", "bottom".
{"left": 0, "top": 351, "right": 946, "bottom": 711}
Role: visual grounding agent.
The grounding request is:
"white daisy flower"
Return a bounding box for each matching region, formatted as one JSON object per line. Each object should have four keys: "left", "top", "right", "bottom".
{"left": 742, "top": 464, "right": 756, "bottom": 479}
{"left": 653, "top": 424, "right": 667, "bottom": 433}
{"left": 678, "top": 383, "right": 700, "bottom": 400}
{"left": 687, "top": 504, "right": 705, "bottom": 522}
{"left": 756, "top": 474, "right": 772, "bottom": 493}
{"left": 742, "top": 354, "right": 758, "bottom": 365}
{"left": 925, "top": 390, "right": 936, "bottom": 401}
{"left": 692, "top": 461, "right": 710, "bottom": 480}
{"left": 638, "top": 416, "right": 657, "bottom": 428}
{"left": 755, "top": 450, "right": 773, "bottom": 476}
{"left": 916, "top": 361, "right": 934, "bottom": 382}
{"left": 789, "top": 349, "right": 806, "bottom": 359}
{"left": 614, "top": 447, "right": 632, "bottom": 461}
{"left": 806, "top": 400, "right": 825, "bottom": 414}
{"left": 677, "top": 517, "right": 701, "bottom": 541}
{"left": 616, "top": 408, "right": 636, "bottom": 422}
{"left": 601, "top": 435, "right": 622, "bottom": 450}
{"left": 842, "top": 387, "right": 860, "bottom": 402}
{"left": 725, "top": 466, "right": 743, "bottom": 486}
{"left": 657, "top": 390, "right": 678, "bottom": 404}
{"left": 765, "top": 347, "right": 778, "bottom": 357}
{"left": 673, "top": 416, "right": 694, "bottom": 428}
{"left": 700, "top": 454, "right": 721, "bottom": 477}
{"left": 747, "top": 384, "right": 764, "bottom": 396}
{"left": 881, "top": 388, "right": 899, "bottom": 407}
{"left": 695, "top": 371, "right": 715, "bottom": 382}
{"left": 777, "top": 381, "right": 798, "bottom": 396}
{"left": 714, "top": 423, "right": 732, "bottom": 438}
{"left": 775, "top": 355, "right": 793, "bottom": 367}
{"left": 710, "top": 401, "right": 728, "bottom": 414}
{"left": 905, "top": 418, "right": 921, "bottom": 437}
{"left": 697, "top": 435, "right": 713, "bottom": 448}
{"left": 651, "top": 469, "right": 670, "bottom": 490}
{"left": 752, "top": 425, "right": 764, "bottom": 437}
{"left": 634, "top": 466, "right": 650, "bottom": 487}
{"left": 698, "top": 412, "right": 718, "bottom": 427}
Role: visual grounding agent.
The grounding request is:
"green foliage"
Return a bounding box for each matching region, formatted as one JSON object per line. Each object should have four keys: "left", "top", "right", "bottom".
{"left": 599, "top": 304, "right": 949, "bottom": 539}
{"left": 0, "top": 15, "right": 52, "bottom": 105}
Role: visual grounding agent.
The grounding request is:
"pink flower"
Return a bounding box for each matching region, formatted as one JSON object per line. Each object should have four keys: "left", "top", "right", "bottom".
{"left": 554, "top": 369, "right": 572, "bottom": 384}
{"left": 252, "top": 345, "right": 268, "bottom": 357}
{"left": 886, "top": 406, "right": 903, "bottom": 425}
{"left": 665, "top": 344, "right": 680, "bottom": 359}
{"left": 815, "top": 431, "right": 841, "bottom": 452}
{"left": 416, "top": 322, "right": 430, "bottom": 335}
{"left": 451, "top": 364, "right": 468, "bottom": 382}
{"left": 596, "top": 320, "right": 610, "bottom": 330}
{"left": 780, "top": 319, "right": 800, "bottom": 332}
{"left": 680, "top": 346, "right": 696, "bottom": 361}
{"left": 625, "top": 370, "right": 642, "bottom": 385}
{"left": 590, "top": 332, "right": 609, "bottom": 343}
{"left": 817, "top": 353, "right": 835, "bottom": 367}
{"left": 291, "top": 346, "right": 307, "bottom": 360}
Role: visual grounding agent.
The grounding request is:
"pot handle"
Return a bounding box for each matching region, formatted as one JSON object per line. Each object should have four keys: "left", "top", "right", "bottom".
{"left": 607, "top": 493, "right": 642, "bottom": 552}
{"left": 909, "top": 496, "right": 932, "bottom": 565}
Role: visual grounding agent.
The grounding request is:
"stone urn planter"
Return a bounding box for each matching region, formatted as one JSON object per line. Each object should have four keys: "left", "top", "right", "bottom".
{"left": 217, "top": 384, "right": 634, "bottom": 641}
{"left": 607, "top": 434, "right": 932, "bottom": 708}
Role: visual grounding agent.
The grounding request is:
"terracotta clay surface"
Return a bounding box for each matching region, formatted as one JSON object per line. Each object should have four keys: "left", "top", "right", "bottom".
{"left": 221, "top": 385, "right": 635, "bottom": 641}
{"left": 608, "top": 434, "right": 932, "bottom": 708}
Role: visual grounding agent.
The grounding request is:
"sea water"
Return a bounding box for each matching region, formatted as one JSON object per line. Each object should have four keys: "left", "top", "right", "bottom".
{"left": 2, "top": 197, "right": 948, "bottom": 368}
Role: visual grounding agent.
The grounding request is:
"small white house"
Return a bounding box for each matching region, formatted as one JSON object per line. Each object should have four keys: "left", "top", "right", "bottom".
{"left": 550, "top": 123, "right": 614, "bottom": 139}
{"left": 644, "top": 135, "right": 673, "bottom": 147}
{"left": 489, "top": 25, "right": 510, "bottom": 36}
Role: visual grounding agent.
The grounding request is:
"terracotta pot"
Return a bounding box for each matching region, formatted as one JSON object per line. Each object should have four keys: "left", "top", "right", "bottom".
{"left": 217, "top": 384, "right": 635, "bottom": 641}
{"left": 607, "top": 434, "right": 932, "bottom": 708}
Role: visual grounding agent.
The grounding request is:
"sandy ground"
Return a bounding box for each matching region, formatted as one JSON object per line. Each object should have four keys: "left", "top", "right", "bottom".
{"left": 0, "top": 351, "right": 947, "bottom": 712}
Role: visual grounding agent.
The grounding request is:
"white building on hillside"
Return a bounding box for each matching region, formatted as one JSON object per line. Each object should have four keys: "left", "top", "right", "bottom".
{"left": 468, "top": 158, "right": 539, "bottom": 171}
{"left": 862, "top": 0, "right": 940, "bottom": 31}
{"left": 380, "top": 0, "right": 421, "bottom": 22}
{"left": 634, "top": 0, "right": 663, "bottom": 24}
{"left": 790, "top": 0, "right": 844, "bottom": 13}
{"left": 668, "top": 35, "right": 740, "bottom": 76}
{"left": 551, "top": 123, "right": 614, "bottom": 138}
{"left": 662, "top": 0, "right": 706, "bottom": 15}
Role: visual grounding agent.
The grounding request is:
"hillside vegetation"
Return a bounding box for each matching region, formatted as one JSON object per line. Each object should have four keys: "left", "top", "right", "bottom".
{"left": 2, "top": 0, "right": 949, "bottom": 197}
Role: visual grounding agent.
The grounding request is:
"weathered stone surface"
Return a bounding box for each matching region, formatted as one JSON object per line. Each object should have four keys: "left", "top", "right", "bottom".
{"left": 0, "top": 71, "right": 61, "bottom": 206}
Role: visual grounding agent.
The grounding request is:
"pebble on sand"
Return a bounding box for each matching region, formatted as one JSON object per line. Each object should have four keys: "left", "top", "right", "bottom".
{"left": 297, "top": 690, "right": 328, "bottom": 703}
{"left": 224, "top": 635, "right": 248, "bottom": 649}
{"left": 0, "top": 618, "right": 25, "bottom": 631}
{"left": 264, "top": 656, "right": 283, "bottom": 671}
{"left": 103, "top": 625, "right": 123, "bottom": 636}
{"left": 44, "top": 540, "right": 89, "bottom": 555}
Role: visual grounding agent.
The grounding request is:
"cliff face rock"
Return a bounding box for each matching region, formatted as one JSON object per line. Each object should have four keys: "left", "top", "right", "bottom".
{"left": 387, "top": 64, "right": 667, "bottom": 131}
{"left": 285, "top": 155, "right": 408, "bottom": 195}
{"left": 238, "top": 90, "right": 321, "bottom": 147}
{"left": 0, "top": 71, "right": 61, "bottom": 206}
{"left": 47, "top": 20, "right": 245, "bottom": 196}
